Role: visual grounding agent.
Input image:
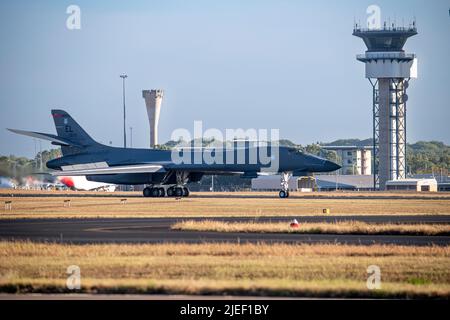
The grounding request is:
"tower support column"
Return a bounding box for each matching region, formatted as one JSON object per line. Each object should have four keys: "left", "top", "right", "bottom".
{"left": 142, "top": 89, "right": 164, "bottom": 148}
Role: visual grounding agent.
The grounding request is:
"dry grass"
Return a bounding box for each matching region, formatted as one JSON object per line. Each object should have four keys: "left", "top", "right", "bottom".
{"left": 0, "top": 241, "right": 449, "bottom": 298}
{"left": 0, "top": 191, "right": 449, "bottom": 219}
{"left": 172, "top": 220, "right": 450, "bottom": 236}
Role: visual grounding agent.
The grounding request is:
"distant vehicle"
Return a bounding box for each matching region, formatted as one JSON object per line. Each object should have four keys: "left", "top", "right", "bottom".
{"left": 22, "top": 175, "right": 66, "bottom": 191}
{"left": 57, "top": 175, "right": 116, "bottom": 192}
{"left": 9, "top": 110, "right": 340, "bottom": 198}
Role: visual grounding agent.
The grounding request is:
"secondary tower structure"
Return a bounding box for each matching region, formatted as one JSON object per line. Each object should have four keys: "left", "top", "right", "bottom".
{"left": 353, "top": 22, "right": 417, "bottom": 190}
{"left": 142, "top": 89, "right": 164, "bottom": 148}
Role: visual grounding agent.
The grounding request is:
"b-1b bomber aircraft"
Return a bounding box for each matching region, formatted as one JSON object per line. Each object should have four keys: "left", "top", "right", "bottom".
{"left": 9, "top": 110, "right": 340, "bottom": 198}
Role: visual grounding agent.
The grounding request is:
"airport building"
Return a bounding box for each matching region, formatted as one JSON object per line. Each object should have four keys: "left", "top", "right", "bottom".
{"left": 322, "top": 146, "right": 372, "bottom": 175}
{"left": 251, "top": 175, "right": 310, "bottom": 192}
{"left": 385, "top": 178, "right": 437, "bottom": 192}
{"left": 251, "top": 174, "right": 373, "bottom": 192}
{"left": 313, "top": 174, "right": 373, "bottom": 191}
{"left": 412, "top": 174, "right": 450, "bottom": 192}
{"left": 438, "top": 183, "right": 450, "bottom": 192}
{"left": 252, "top": 174, "right": 446, "bottom": 192}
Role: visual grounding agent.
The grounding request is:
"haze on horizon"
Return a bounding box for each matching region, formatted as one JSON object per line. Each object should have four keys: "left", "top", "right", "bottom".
{"left": 1, "top": 0, "right": 449, "bottom": 158}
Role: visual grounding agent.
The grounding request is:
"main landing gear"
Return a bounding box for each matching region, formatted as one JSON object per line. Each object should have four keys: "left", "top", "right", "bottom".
{"left": 143, "top": 186, "right": 165, "bottom": 197}
{"left": 279, "top": 172, "right": 292, "bottom": 198}
{"left": 143, "top": 171, "right": 191, "bottom": 198}
{"left": 166, "top": 186, "right": 189, "bottom": 197}
{"left": 143, "top": 186, "right": 190, "bottom": 198}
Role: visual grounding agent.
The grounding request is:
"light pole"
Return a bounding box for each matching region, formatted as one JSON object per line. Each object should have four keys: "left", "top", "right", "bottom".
{"left": 130, "top": 126, "right": 133, "bottom": 148}
{"left": 39, "top": 140, "right": 43, "bottom": 171}
{"left": 33, "top": 139, "right": 37, "bottom": 170}
{"left": 120, "top": 74, "right": 128, "bottom": 148}
{"left": 335, "top": 170, "right": 338, "bottom": 191}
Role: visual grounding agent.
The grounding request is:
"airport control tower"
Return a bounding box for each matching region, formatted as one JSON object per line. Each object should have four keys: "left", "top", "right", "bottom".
{"left": 353, "top": 22, "right": 417, "bottom": 190}
{"left": 142, "top": 89, "right": 164, "bottom": 148}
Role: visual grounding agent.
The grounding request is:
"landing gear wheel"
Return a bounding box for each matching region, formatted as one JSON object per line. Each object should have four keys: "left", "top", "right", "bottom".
{"left": 143, "top": 187, "right": 152, "bottom": 197}
{"left": 279, "top": 172, "right": 292, "bottom": 199}
{"left": 167, "top": 187, "right": 174, "bottom": 197}
{"left": 182, "top": 187, "right": 190, "bottom": 197}
{"left": 174, "top": 187, "right": 184, "bottom": 197}
{"left": 151, "top": 188, "right": 160, "bottom": 197}
{"left": 279, "top": 190, "right": 289, "bottom": 198}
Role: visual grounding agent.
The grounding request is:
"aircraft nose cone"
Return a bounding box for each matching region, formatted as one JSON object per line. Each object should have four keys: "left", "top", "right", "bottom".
{"left": 323, "top": 160, "right": 341, "bottom": 172}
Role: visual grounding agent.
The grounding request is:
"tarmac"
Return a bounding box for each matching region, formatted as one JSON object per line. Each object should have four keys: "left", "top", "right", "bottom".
{"left": 0, "top": 215, "right": 449, "bottom": 246}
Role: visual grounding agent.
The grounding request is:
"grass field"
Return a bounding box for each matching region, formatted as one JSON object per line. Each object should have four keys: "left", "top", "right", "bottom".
{"left": 1, "top": 190, "right": 448, "bottom": 298}
{"left": 0, "top": 241, "right": 449, "bottom": 298}
{"left": 1, "top": 190, "right": 449, "bottom": 219}
{"left": 172, "top": 220, "right": 450, "bottom": 236}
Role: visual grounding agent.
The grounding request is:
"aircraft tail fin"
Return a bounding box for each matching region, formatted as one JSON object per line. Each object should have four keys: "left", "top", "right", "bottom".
{"left": 9, "top": 110, "right": 102, "bottom": 157}
{"left": 51, "top": 109, "right": 100, "bottom": 155}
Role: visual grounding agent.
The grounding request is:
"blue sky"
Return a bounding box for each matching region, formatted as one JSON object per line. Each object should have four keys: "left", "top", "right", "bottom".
{"left": 1, "top": 0, "right": 449, "bottom": 157}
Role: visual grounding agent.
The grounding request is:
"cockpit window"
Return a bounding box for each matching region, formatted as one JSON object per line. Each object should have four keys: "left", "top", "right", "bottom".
{"left": 288, "top": 148, "right": 304, "bottom": 155}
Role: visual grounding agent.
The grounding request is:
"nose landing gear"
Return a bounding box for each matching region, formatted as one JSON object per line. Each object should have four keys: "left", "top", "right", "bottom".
{"left": 279, "top": 172, "right": 292, "bottom": 198}
{"left": 279, "top": 190, "right": 289, "bottom": 198}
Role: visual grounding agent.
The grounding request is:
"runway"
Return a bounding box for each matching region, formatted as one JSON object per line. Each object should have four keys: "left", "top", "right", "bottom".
{"left": 0, "top": 215, "right": 449, "bottom": 246}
